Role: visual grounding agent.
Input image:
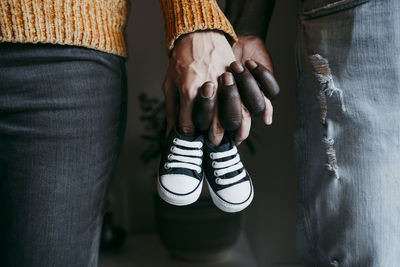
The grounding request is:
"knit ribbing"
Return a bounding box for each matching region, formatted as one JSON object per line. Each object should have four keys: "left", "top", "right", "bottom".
{"left": 0, "top": 0, "right": 128, "bottom": 57}
{"left": 159, "top": 0, "right": 238, "bottom": 52}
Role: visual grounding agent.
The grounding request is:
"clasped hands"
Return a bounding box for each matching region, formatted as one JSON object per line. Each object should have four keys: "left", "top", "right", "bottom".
{"left": 162, "top": 31, "right": 279, "bottom": 146}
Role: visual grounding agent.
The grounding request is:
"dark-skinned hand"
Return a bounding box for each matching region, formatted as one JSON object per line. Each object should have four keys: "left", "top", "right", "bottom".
{"left": 192, "top": 61, "right": 279, "bottom": 144}
{"left": 230, "top": 35, "right": 280, "bottom": 145}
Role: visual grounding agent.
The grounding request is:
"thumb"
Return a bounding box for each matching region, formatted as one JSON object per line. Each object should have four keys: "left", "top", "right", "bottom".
{"left": 178, "top": 88, "right": 196, "bottom": 136}
{"left": 192, "top": 82, "right": 216, "bottom": 131}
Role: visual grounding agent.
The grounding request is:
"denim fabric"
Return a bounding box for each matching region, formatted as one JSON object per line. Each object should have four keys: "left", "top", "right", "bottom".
{"left": 295, "top": 0, "right": 400, "bottom": 266}
{"left": 0, "top": 43, "right": 127, "bottom": 267}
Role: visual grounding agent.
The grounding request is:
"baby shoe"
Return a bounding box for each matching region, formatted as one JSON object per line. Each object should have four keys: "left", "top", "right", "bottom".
{"left": 158, "top": 127, "right": 204, "bottom": 206}
{"left": 203, "top": 136, "right": 254, "bottom": 213}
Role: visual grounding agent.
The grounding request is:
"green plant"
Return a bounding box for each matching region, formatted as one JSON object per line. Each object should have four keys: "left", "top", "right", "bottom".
{"left": 138, "top": 92, "right": 166, "bottom": 164}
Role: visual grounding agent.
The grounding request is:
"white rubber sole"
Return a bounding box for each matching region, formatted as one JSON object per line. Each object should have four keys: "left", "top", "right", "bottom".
{"left": 157, "top": 175, "right": 203, "bottom": 206}
{"left": 206, "top": 179, "right": 254, "bottom": 213}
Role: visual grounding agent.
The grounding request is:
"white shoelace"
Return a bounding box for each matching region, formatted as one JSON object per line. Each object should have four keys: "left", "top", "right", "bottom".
{"left": 164, "top": 138, "right": 203, "bottom": 173}
{"left": 210, "top": 147, "right": 246, "bottom": 185}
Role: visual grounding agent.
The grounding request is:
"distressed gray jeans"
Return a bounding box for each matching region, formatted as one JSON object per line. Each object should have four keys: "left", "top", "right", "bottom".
{"left": 294, "top": 0, "right": 400, "bottom": 266}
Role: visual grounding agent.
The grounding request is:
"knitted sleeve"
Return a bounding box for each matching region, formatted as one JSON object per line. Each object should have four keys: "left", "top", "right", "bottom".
{"left": 158, "top": 0, "right": 238, "bottom": 52}
{"left": 0, "top": 0, "right": 129, "bottom": 57}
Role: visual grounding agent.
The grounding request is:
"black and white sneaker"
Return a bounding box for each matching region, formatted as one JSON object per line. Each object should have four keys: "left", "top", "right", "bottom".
{"left": 203, "top": 136, "right": 254, "bottom": 213}
{"left": 158, "top": 127, "right": 204, "bottom": 206}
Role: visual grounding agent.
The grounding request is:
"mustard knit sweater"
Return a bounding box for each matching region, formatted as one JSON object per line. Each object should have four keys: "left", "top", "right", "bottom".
{"left": 0, "top": 0, "right": 237, "bottom": 58}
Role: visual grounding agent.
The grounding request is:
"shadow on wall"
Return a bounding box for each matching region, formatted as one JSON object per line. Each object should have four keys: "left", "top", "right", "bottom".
{"left": 107, "top": 0, "right": 300, "bottom": 266}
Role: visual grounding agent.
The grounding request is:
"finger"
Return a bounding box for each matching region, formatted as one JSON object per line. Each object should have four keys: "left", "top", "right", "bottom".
{"left": 218, "top": 73, "right": 242, "bottom": 132}
{"left": 230, "top": 61, "right": 266, "bottom": 117}
{"left": 162, "top": 79, "right": 178, "bottom": 136}
{"left": 263, "top": 96, "right": 274, "bottom": 125}
{"left": 235, "top": 104, "right": 251, "bottom": 146}
{"left": 209, "top": 103, "right": 225, "bottom": 146}
{"left": 179, "top": 88, "right": 197, "bottom": 136}
{"left": 245, "top": 59, "right": 280, "bottom": 100}
{"left": 192, "top": 82, "right": 216, "bottom": 131}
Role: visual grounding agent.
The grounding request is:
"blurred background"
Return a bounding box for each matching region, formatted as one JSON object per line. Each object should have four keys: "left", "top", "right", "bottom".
{"left": 100, "top": 0, "right": 300, "bottom": 266}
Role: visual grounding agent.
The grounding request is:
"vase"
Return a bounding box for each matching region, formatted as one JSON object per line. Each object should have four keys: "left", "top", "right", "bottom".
{"left": 154, "top": 193, "right": 242, "bottom": 262}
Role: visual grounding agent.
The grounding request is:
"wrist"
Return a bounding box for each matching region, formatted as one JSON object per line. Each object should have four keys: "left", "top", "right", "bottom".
{"left": 235, "top": 26, "right": 269, "bottom": 41}
{"left": 174, "top": 30, "right": 228, "bottom": 46}
{"left": 159, "top": 0, "right": 237, "bottom": 53}
{"left": 237, "top": 35, "right": 264, "bottom": 44}
{"left": 172, "top": 31, "right": 233, "bottom": 61}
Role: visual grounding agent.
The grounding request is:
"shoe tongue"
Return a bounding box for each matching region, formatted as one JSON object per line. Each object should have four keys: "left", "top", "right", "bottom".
{"left": 217, "top": 136, "right": 234, "bottom": 151}
{"left": 174, "top": 127, "right": 203, "bottom": 142}
{"left": 206, "top": 135, "right": 234, "bottom": 152}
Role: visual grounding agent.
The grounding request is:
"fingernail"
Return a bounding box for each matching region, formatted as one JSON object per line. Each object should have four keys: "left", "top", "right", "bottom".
{"left": 245, "top": 60, "right": 258, "bottom": 70}
{"left": 222, "top": 72, "right": 234, "bottom": 86}
{"left": 267, "top": 115, "right": 273, "bottom": 125}
{"left": 230, "top": 61, "right": 244, "bottom": 73}
{"left": 201, "top": 82, "right": 215, "bottom": 98}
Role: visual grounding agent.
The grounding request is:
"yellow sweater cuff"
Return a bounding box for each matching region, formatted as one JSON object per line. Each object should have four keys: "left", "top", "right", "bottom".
{"left": 159, "top": 0, "right": 238, "bottom": 53}
{"left": 0, "top": 0, "right": 129, "bottom": 57}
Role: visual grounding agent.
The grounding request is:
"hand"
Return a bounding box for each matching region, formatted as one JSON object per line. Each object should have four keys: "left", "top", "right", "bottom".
{"left": 233, "top": 35, "right": 274, "bottom": 71}
{"left": 230, "top": 35, "right": 278, "bottom": 144}
{"left": 162, "top": 31, "right": 235, "bottom": 146}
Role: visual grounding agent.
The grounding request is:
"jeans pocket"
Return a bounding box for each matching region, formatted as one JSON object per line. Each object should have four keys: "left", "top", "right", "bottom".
{"left": 302, "top": 0, "right": 369, "bottom": 19}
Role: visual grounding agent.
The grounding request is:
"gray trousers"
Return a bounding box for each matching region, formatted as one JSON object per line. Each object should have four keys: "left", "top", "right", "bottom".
{"left": 0, "top": 43, "right": 127, "bottom": 267}
{"left": 295, "top": 0, "right": 400, "bottom": 266}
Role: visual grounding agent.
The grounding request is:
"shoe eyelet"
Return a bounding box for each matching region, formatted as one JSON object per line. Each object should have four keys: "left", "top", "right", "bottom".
{"left": 210, "top": 152, "right": 214, "bottom": 159}
{"left": 164, "top": 163, "right": 169, "bottom": 169}
{"left": 214, "top": 170, "right": 218, "bottom": 176}
{"left": 212, "top": 161, "right": 216, "bottom": 168}
{"left": 167, "top": 154, "right": 173, "bottom": 160}
{"left": 173, "top": 138, "right": 178, "bottom": 144}
{"left": 170, "top": 146, "right": 175, "bottom": 153}
{"left": 215, "top": 178, "right": 220, "bottom": 184}
{"left": 198, "top": 159, "right": 202, "bottom": 165}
